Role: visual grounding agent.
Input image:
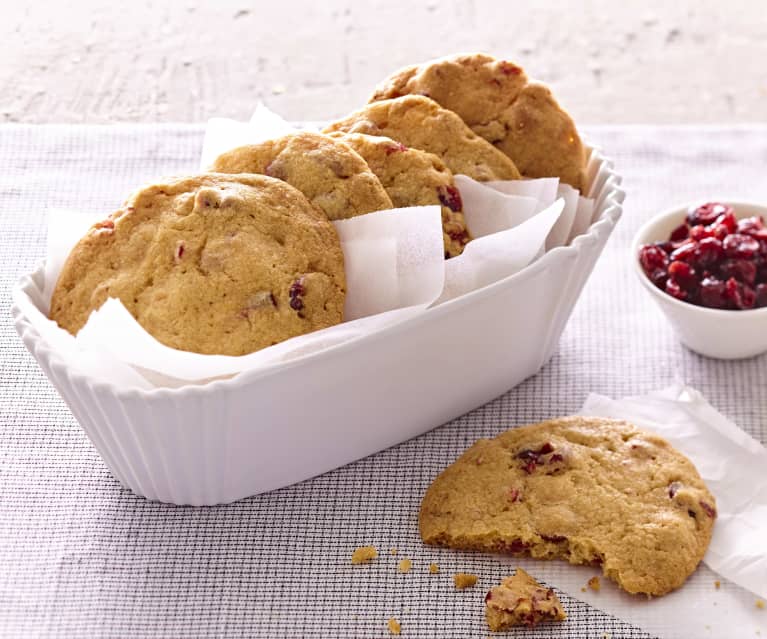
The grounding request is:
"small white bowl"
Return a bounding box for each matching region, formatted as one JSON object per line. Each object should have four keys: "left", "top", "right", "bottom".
{"left": 632, "top": 201, "right": 767, "bottom": 360}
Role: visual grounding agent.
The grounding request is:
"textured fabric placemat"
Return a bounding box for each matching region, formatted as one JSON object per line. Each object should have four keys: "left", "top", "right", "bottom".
{"left": 1, "top": 124, "right": 766, "bottom": 638}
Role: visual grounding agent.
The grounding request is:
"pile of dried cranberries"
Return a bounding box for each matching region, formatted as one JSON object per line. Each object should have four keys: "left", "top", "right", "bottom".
{"left": 639, "top": 203, "right": 767, "bottom": 310}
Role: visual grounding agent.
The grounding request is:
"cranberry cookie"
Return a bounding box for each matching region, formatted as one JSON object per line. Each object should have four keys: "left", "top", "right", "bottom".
{"left": 323, "top": 95, "right": 521, "bottom": 182}
{"left": 419, "top": 417, "right": 716, "bottom": 596}
{"left": 211, "top": 131, "right": 392, "bottom": 221}
{"left": 485, "top": 568, "right": 566, "bottom": 630}
{"left": 328, "top": 132, "right": 471, "bottom": 257}
{"left": 370, "top": 53, "right": 586, "bottom": 191}
{"left": 50, "top": 173, "right": 346, "bottom": 356}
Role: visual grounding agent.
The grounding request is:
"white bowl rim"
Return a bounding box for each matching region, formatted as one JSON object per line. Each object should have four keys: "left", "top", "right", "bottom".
{"left": 631, "top": 199, "right": 767, "bottom": 319}
{"left": 13, "top": 150, "right": 624, "bottom": 400}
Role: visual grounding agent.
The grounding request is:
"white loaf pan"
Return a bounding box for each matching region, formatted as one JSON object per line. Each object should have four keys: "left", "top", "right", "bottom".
{"left": 12, "top": 148, "right": 624, "bottom": 505}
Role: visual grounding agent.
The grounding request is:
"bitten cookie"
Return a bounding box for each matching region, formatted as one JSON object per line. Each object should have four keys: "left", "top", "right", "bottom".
{"left": 419, "top": 417, "right": 716, "bottom": 596}
{"left": 323, "top": 95, "right": 521, "bottom": 182}
{"left": 49, "top": 173, "right": 346, "bottom": 356}
{"left": 370, "top": 53, "right": 586, "bottom": 191}
{"left": 485, "top": 568, "right": 566, "bottom": 630}
{"left": 328, "top": 132, "right": 471, "bottom": 257}
{"left": 211, "top": 131, "right": 393, "bottom": 221}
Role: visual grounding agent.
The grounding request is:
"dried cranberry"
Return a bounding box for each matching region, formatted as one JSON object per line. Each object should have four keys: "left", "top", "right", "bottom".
{"left": 499, "top": 60, "right": 522, "bottom": 75}
{"left": 522, "top": 460, "right": 537, "bottom": 475}
{"left": 669, "top": 242, "right": 697, "bottom": 263}
{"left": 538, "top": 442, "right": 554, "bottom": 455}
{"left": 288, "top": 277, "right": 306, "bottom": 313}
{"left": 540, "top": 534, "right": 567, "bottom": 543}
{"left": 710, "top": 224, "right": 729, "bottom": 241}
{"left": 724, "top": 234, "right": 760, "bottom": 259}
{"left": 503, "top": 539, "right": 529, "bottom": 554}
{"left": 700, "top": 501, "right": 717, "bottom": 518}
{"left": 694, "top": 237, "right": 724, "bottom": 267}
{"left": 436, "top": 185, "right": 463, "bottom": 212}
{"left": 689, "top": 225, "right": 713, "bottom": 242}
{"left": 655, "top": 240, "right": 676, "bottom": 254}
{"left": 669, "top": 223, "right": 689, "bottom": 242}
{"left": 668, "top": 481, "right": 682, "bottom": 498}
{"left": 720, "top": 259, "right": 757, "bottom": 285}
{"left": 485, "top": 592, "right": 493, "bottom": 602}
{"left": 665, "top": 278, "right": 687, "bottom": 300}
{"left": 724, "top": 277, "right": 743, "bottom": 308}
{"left": 687, "top": 202, "right": 732, "bottom": 226}
{"left": 699, "top": 277, "right": 728, "bottom": 309}
{"left": 715, "top": 211, "right": 738, "bottom": 233}
{"left": 756, "top": 284, "right": 767, "bottom": 308}
{"left": 385, "top": 142, "right": 408, "bottom": 155}
{"left": 649, "top": 268, "right": 667, "bottom": 288}
{"left": 668, "top": 260, "right": 696, "bottom": 287}
{"left": 639, "top": 244, "right": 669, "bottom": 273}
{"left": 741, "top": 284, "right": 756, "bottom": 309}
{"left": 737, "top": 216, "right": 765, "bottom": 235}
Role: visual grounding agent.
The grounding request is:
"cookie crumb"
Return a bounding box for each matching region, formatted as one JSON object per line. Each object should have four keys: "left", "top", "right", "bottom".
{"left": 454, "top": 573, "right": 478, "bottom": 589}
{"left": 387, "top": 617, "right": 401, "bottom": 635}
{"left": 398, "top": 559, "right": 412, "bottom": 573}
{"left": 757, "top": 599, "right": 765, "bottom": 610}
{"left": 588, "top": 576, "right": 601, "bottom": 592}
{"left": 351, "top": 546, "right": 378, "bottom": 565}
{"left": 429, "top": 563, "right": 440, "bottom": 574}
{"left": 485, "top": 568, "right": 566, "bottom": 630}
{"left": 714, "top": 580, "right": 721, "bottom": 589}
{"left": 390, "top": 548, "right": 398, "bottom": 555}
{"left": 581, "top": 587, "right": 587, "bottom": 592}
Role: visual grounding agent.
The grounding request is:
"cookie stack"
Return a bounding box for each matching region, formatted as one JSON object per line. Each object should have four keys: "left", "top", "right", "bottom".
{"left": 50, "top": 53, "right": 586, "bottom": 356}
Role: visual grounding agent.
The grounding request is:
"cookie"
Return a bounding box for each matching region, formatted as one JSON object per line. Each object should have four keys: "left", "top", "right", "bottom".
{"left": 419, "top": 417, "right": 716, "bottom": 596}
{"left": 370, "top": 54, "right": 586, "bottom": 191}
{"left": 49, "top": 173, "right": 346, "bottom": 356}
{"left": 328, "top": 132, "right": 471, "bottom": 257}
{"left": 485, "top": 568, "right": 566, "bottom": 630}
{"left": 322, "top": 95, "right": 521, "bottom": 182}
{"left": 211, "top": 131, "right": 393, "bottom": 221}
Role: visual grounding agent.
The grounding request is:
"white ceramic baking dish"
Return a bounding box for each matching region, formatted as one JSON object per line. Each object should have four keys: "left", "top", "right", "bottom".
{"left": 12, "top": 147, "right": 624, "bottom": 505}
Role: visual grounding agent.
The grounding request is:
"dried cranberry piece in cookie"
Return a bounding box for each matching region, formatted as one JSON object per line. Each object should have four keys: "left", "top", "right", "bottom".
{"left": 436, "top": 185, "right": 464, "bottom": 213}
{"left": 289, "top": 277, "right": 306, "bottom": 313}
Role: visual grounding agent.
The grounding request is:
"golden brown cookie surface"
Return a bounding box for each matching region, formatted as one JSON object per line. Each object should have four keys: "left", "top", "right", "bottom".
{"left": 50, "top": 173, "right": 346, "bottom": 356}
{"left": 211, "top": 131, "right": 392, "bottom": 221}
{"left": 328, "top": 132, "right": 471, "bottom": 257}
{"left": 485, "top": 568, "right": 566, "bottom": 630}
{"left": 419, "top": 417, "right": 716, "bottom": 596}
{"left": 370, "top": 54, "right": 586, "bottom": 191}
{"left": 323, "top": 95, "right": 521, "bottom": 182}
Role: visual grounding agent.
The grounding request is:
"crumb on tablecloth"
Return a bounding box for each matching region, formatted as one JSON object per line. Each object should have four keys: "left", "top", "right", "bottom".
{"left": 429, "top": 563, "right": 440, "bottom": 574}
{"left": 351, "top": 545, "right": 378, "bottom": 564}
{"left": 714, "top": 580, "right": 721, "bottom": 589}
{"left": 485, "top": 568, "right": 566, "bottom": 631}
{"left": 588, "top": 576, "right": 601, "bottom": 592}
{"left": 390, "top": 548, "right": 398, "bottom": 555}
{"left": 757, "top": 599, "right": 765, "bottom": 610}
{"left": 387, "top": 617, "right": 401, "bottom": 635}
{"left": 454, "top": 573, "right": 478, "bottom": 589}
{"left": 398, "top": 559, "right": 412, "bottom": 573}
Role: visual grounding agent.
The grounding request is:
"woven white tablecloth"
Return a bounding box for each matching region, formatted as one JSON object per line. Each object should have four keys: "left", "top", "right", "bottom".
{"left": 1, "top": 124, "right": 766, "bottom": 638}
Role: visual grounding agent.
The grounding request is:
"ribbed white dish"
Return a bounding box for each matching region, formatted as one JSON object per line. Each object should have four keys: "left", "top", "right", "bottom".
{"left": 12, "top": 148, "right": 624, "bottom": 505}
